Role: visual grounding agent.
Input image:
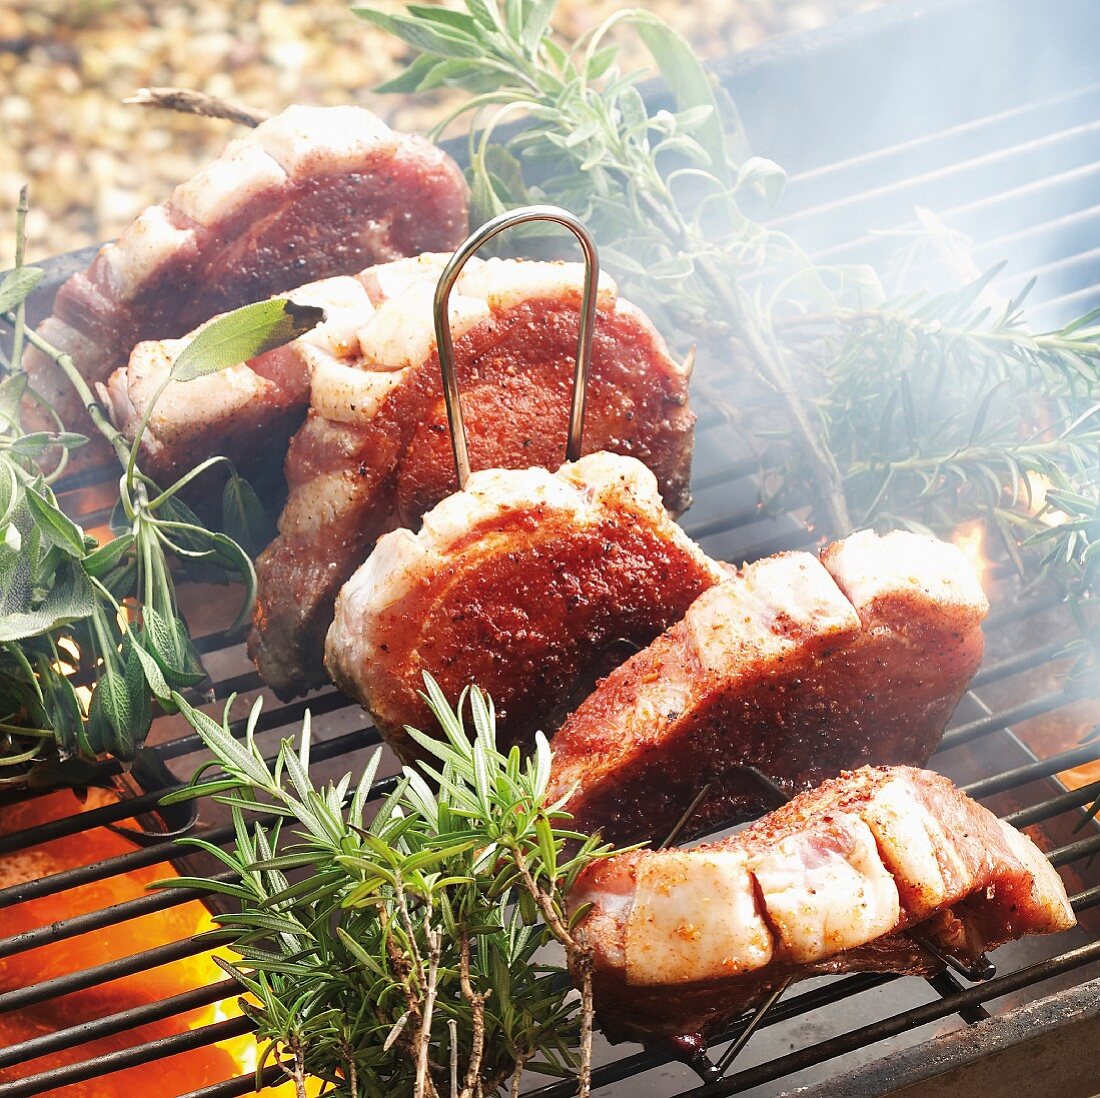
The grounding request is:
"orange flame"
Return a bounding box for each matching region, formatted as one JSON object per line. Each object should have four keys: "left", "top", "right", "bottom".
{"left": 953, "top": 521, "right": 988, "bottom": 586}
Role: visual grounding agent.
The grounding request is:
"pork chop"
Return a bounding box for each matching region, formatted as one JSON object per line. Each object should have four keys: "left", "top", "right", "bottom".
{"left": 326, "top": 452, "right": 724, "bottom": 759}
{"left": 253, "top": 257, "right": 696, "bottom": 698}
{"left": 101, "top": 275, "right": 376, "bottom": 483}
{"left": 547, "top": 530, "right": 989, "bottom": 845}
{"left": 570, "top": 765, "right": 1075, "bottom": 1042}
{"left": 24, "top": 105, "right": 467, "bottom": 455}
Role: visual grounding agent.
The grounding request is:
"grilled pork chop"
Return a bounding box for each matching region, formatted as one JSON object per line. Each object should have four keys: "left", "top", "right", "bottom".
{"left": 326, "top": 452, "right": 725, "bottom": 759}
{"left": 548, "top": 530, "right": 988, "bottom": 845}
{"left": 24, "top": 105, "right": 467, "bottom": 453}
{"left": 253, "top": 257, "right": 696, "bottom": 698}
{"left": 570, "top": 765, "right": 1075, "bottom": 1043}
{"left": 101, "top": 275, "right": 376, "bottom": 483}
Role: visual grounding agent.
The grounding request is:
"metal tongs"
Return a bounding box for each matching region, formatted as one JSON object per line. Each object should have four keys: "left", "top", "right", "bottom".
{"left": 432, "top": 204, "right": 600, "bottom": 489}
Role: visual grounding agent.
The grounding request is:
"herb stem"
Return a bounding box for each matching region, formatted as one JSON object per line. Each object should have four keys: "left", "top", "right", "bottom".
{"left": 14, "top": 321, "right": 130, "bottom": 465}
{"left": 11, "top": 186, "right": 29, "bottom": 372}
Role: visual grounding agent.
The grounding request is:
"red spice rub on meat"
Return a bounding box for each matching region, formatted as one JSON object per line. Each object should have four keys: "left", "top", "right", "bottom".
{"left": 570, "top": 765, "right": 1075, "bottom": 1043}
{"left": 252, "top": 258, "right": 696, "bottom": 698}
{"left": 548, "top": 529, "right": 989, "bottom": 845}
{"left": 24, "top": 105, "right": 468, "bottom": 455}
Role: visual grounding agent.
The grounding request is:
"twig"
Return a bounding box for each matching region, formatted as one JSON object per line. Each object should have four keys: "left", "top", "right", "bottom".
{"left": 123, "top": 86, "right": 270, "bottom": 128}
{"left": 449, "top": 1018, "right": 460, "bottom": 1098}
{"left": 510, "top": 845, "right": 575, "bottom": 946}
{"left": 575, "top": 938, "right": 595, "bottom": 1098}
{"left": 11, "top": 185, "right": 28, "bottom": 371}
{"left": 510, "top": 1057, "right": 525, "bottom": 1098}
{"left": 415, "top": 921, "right": 443, "bottom": 1098}
{"left": 458, "top": 929, "right": 487, "bottom": 1098}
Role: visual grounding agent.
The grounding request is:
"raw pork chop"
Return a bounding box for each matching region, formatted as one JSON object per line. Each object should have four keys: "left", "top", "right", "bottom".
{"left": 24, "top": 105, "right": 467, "bottom": 452}
{"left": 548, "top": 530, "right": 988, "bottom": 845}
{"left": 101, "top": 275, "right": 375, "bottom": 483}
{"left": 570, "top": 765, "right": 1075, "bottom": 1042}
{"left": 253, "top": 257, "right": 695, "bottom": 698}
{"left": 326, "top": 452, "right": 725, "bottom": 759}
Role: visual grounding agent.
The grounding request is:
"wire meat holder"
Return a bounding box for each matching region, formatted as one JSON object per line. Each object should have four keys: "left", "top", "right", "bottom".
{"left": 433, "top": 203, "right": 601, "bottom": 488}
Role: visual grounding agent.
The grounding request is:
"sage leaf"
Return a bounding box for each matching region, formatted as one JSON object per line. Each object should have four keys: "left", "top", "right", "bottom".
{"left": 222, "top": 474, "right": 274, "bottom": 558}
{"left": 24, "top": 480, "right": 86, "bottom": 558}
{"left": 82, "top": 532, "right": 135, "bottom": 578}
{"left": 171, "top": 299, "right": 325, "bottom": 384}
{"left": 0, "top": 558, "right": 96, "bottom": 642}
{"left": 0, "top": 265, "right": 44, "bottom": 314}
{"left": 629, "top": 10, "right": 732, "bottom": 185}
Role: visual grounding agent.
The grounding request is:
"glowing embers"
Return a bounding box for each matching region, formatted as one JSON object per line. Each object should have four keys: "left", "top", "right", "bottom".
{"left": 0, "top": 788, "right": 265, "bottom": 1096}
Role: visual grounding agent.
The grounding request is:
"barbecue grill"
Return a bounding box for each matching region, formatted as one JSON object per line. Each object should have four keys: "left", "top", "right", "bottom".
{"left": 3, "top": 0, "right": 1100, "bottom": 1093}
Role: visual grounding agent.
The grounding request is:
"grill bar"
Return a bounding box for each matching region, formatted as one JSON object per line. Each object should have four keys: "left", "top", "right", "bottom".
{"left": 0, "top": 980, "right": 239, "bottom": 1070}
{"left": 0, "top": 938, "right": 212, "bottom": 1017}
{"left": 0, "top": 1017, "right": 254, "bottom": 1098}
{"left": 682, "top": 939, "right": 1100, "bottom": 1098}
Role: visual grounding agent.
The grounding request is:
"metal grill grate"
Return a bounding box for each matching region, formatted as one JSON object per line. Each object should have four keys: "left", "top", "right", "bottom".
{"left": 3, "top": 0, "right": 1100, "bottom": 1094}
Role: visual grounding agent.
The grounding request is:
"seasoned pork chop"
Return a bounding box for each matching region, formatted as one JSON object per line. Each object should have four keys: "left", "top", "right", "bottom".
{"left": 253, "top": 258, "right": 696, "bottom": 698}
{"left": 101, "top": 275, "right": 375, "bottom": 483}
{"left": 326, "top": 452, "right": 724, "bottom": 759}
{"left": 24, "top": 105, "right": 467, "bottom": 453}
{"left": 571, "top": 766, "right": 1075, "bottom": 1042}
{"left": 548, "top": 530, "right": 988, "bottom": 845}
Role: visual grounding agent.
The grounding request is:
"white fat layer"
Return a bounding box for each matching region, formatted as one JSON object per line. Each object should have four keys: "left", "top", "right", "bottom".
{"left": 170, "top": 138, "right": 286, "bottom": 228}
{"left": 421, "top": 466, "right": 583, "bottom": 550}
{"left": 455, "top": 256, "right": 617, "bottom": 312}
{"left": 625, "top": 851, "right": 773, "bottom": 986}
{"left": 997, "top": 821, "right": 1076, "bottom": 930}
{"left": 356, "top": 283, "right": 490, "bottom": 369}
{"left": 116, "top": 342, "right": 266, "bottom": 442}
{"left": 859, "top": 775, "right": 969, "bottom": 917}
{"left": 255, "top": 104, "right": 396, "bottom": 174}
{"left": 279, "top": 469, "right": 358, "bottom": 538}
{"left": 308, "top": 355, "right": 405, "bottom": 425}
{"left": 360, "top": 253, "right": 467, "bottom": 304}
{"left": 824, "top": 528, "right": 989, "bottom": 621}
{"left": 288, "top": 276, "right": 374, "bottom": 357}
{"left": 749, "top": 813, "right": 900, "bottom": 963}
{"left": 101, "top": 206, "right": 195, "bottom": 301}
{"left": 689, "top": 554, "right": 859, "bottom": 675}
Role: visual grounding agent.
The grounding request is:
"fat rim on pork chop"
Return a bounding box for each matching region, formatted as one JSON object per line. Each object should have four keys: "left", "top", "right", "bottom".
{"left": 252, "top": 257, "right": 697, "bottom": 699}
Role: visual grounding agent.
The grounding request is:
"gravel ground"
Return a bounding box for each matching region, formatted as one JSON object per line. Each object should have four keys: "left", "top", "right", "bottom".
{"left": 1, "top": 0, "right": 884, "bottom": 266}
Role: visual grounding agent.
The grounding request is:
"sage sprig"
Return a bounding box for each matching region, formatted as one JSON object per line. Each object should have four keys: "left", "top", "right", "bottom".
{"left": 163, "top": 676, "right": 620, "bottom": 1098}
{"left": 0, "top": 196, "right": 322, "bottom": 784}
{"left": 356, "top": 0, "right": 1100, "bottom": 597}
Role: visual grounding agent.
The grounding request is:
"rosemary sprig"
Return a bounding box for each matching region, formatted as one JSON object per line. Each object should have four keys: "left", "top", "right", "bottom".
{"left": 0, "top": 196, "right": 320, "bottom": 784}
{"left": 355, "top": 0, "right": 1100, "bottom": 587}
{"left": 163, "top": 676, "right": 619, "bottom": 1098}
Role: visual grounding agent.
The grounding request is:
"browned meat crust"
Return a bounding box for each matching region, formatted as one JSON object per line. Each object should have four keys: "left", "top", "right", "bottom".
{"left": 324, "top": 454, "right": 725, "bottom": 759}
{"left": 23, "top": 106, "right": 467, "bottom": 461}
{"left": 251, "top": 270, "right": 695, "bottom": 699}
{"left": 547, "top": 530, "right": 989, "bottom": 845}
{"left": 570, "top": 766, "right": 1075, "bottom": 1043}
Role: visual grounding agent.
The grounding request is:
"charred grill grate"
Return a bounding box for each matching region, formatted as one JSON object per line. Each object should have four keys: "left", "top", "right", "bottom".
{"left": 3, "top": 0, "right": 1100, "bottom": 1094}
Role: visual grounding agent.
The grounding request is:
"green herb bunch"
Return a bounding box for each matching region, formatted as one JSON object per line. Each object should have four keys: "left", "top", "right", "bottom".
{"left": 162, "top": 677, "right": 618, "bottom": 1097}
{"left": 0, "top": 189, "right": 320, "bottom": 785}
{"left": 354, "top": 0, "right": 1100, "bottom": 597}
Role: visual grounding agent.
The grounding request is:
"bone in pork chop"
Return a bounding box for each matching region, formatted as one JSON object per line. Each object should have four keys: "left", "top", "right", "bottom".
{"left": 547, "top": 529, "right": 989, "bottom": 845}
{"left": 325, "top": 452, "right": 726, "bottom": 760}
{"left": 252, "top": 257, "right": 696, "bottom": 699}
{"left": 24, "top": 105, "right": 468, "bottom": 453}
{"left": 570, "top": 765, "right": 1075, "bottom": 1043}
{"left": 101, "top": 275, "right": 376, "bottom": 484}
